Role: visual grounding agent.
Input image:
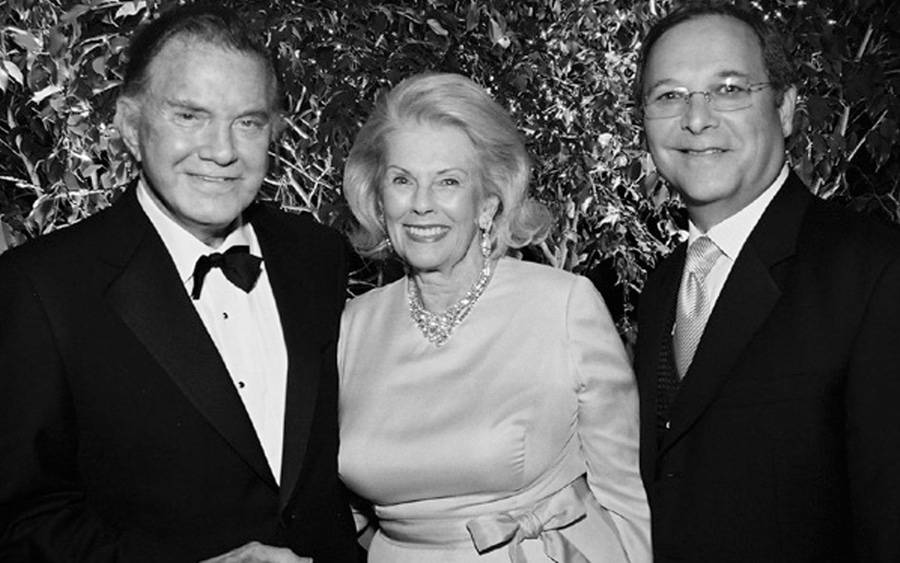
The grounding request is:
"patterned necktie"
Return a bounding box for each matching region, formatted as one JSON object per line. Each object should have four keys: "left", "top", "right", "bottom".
{"left": 673, "top": 236, "right": 723, "bottom": 378}
{"left": 190, "top": 245, "right": 262, "bottom": 300}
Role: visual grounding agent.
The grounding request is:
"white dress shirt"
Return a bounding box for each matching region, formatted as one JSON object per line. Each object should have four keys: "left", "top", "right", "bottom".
{"left": 685, "top": 164, "right": 790, "bottom": 312}
{"left": 138, "top": 181, "right": 288, "bottom": 483}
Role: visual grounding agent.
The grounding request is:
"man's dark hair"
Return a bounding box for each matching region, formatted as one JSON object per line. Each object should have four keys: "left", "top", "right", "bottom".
{"left": 120, "top": 3, "right": 280, "bottom": 106}
{"left": 634, "top": 0, "right": 795, "bottom": 112}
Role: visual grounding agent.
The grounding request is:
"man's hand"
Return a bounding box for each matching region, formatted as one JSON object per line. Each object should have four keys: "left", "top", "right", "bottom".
{"left": 199, "top": 541, "right": 312, "bottom": 563}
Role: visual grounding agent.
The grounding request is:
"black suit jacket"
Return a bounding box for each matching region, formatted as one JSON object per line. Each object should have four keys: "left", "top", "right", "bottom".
{"left": 636, "top": 173, "right": 900, "bottom": 562}
{"left": 0, "top": 188, "right": 358, "bottom": 562}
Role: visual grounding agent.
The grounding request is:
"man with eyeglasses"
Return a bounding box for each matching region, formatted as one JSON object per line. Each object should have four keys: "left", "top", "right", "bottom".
{"left": 633, "top": 2, "right": 900, "bottom": 562}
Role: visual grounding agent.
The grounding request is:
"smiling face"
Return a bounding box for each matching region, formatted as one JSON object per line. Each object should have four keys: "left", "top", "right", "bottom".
{"left": 642, "top": 15, "right": 796, "bottom": 230}
{"left": 379, "top": 121, "right": 498, "bottom": 277}
{"left": 116, "top": 37, "right": 277, "bottom": 245}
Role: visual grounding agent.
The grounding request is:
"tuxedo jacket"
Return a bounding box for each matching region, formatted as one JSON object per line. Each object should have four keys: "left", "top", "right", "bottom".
{"left": 635, "top": 173, "right": 900, "bottom": 562}
{"left": 0, "top": 188, "right": 358, "bottom": 562}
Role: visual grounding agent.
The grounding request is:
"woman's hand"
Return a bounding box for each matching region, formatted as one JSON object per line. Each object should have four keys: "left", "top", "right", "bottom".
{"left": 199, "top": 541, "right": 312, "bottom": 563}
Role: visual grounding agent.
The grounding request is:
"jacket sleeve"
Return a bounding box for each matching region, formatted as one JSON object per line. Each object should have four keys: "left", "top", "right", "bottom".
{"left": 845, "top": 253, "right": 900, "bottom": 562}
{"left": 0, "top": 256, "right": 189, "bottom": 563}
{"left": 567, "top": 275, "right": 653, "bottom": 563}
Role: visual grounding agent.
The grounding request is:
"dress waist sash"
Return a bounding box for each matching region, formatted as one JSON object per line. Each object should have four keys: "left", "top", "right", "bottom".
{"left": 380, "top": 476, "right": 592, "bottom": 562}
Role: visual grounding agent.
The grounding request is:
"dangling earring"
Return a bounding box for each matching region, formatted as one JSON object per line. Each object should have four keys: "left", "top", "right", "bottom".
{"left": 480, "top": 220, "right": 492, "bottom": 259}
{"left": 378, "top": 210, "right": 393, "bottom": 254}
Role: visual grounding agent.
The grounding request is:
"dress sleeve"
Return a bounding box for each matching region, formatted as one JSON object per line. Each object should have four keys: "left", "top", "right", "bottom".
{"left": 567, "top": 275, "right": 652, "bottom": 563}
{"left": 337, "top": 303, "right": 351, "bottom": 387}
{"left": 336, "top": 297, "right": 375, "bottom": 545}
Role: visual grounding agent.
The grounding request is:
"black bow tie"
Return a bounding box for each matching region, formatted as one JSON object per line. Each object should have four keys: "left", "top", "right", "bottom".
{"left": 190, "top": 245, "right": 263, "bottom": 300}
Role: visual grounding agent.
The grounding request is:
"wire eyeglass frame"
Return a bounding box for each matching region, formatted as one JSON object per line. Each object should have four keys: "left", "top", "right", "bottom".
{"left": 644, "top": 82, "right": 773, "bottom": 119}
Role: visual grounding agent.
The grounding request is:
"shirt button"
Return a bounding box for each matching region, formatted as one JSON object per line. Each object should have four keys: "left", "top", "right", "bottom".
{"left": 665, "top": 420, "right": 671, "bottom": 430}
{"left": 222, "top": 311, "right": 229, "bottom": 319}
{"left": 237, "top": 381, "right": 246, "bottom": 389}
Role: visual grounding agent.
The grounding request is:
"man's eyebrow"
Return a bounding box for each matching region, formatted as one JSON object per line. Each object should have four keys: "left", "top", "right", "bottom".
{"left": 163, "top": 99, "right": 272, "bottom": 120}
{"left": 645, "top": 78, "right": 677, "bottom": 93}
{"left": 164, "top": 99, "right": 208, "bottom": 112}
{"left": 238, "top": 109, "right": 272, "bottom": 120}
{"left": 715, "top": 70, "right": 753, "bottom": 80}
{"left": 646, "top": 70, "right": 754, "bottom": 93}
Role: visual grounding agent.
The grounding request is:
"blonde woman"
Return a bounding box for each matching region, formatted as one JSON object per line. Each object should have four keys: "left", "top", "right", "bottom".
{"left": 338, "top": 72, "right": 651, "bottom": 562}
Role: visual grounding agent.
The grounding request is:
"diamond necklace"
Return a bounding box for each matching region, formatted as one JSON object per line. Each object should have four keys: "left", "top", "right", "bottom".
{"left": 407, "top": 259, "right": 496, "bottom": 347}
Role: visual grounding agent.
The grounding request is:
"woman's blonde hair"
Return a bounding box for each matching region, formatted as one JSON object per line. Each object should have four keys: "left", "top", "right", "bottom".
{"left": 343, "top": 72, "right": 551, "bottom": 259}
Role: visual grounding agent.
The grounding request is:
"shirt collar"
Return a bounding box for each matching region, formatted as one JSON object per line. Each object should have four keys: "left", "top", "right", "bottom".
{"left": 687, "top": 164, "right": 789, "bottom": 260}
{"left": 136, "top": 179, "right": 260, "bottom": 284}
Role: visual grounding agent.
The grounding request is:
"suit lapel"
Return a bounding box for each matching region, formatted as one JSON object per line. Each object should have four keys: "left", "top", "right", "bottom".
{"left": 637, "top": 245, "right": 684, "bottom": 474}
{"left": 100, "top": 188, "right": 276, "bottom": 488}
{"left": 660, "top": 175, "right": 812, "bottom": 454}
{"left": 251, "top": 208, "right": 321, "bottom": 507}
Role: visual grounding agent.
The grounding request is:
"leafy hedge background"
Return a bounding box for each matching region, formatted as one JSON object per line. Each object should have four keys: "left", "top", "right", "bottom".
{"left": 2, "top": 0, "right": 898, "bottom": 339}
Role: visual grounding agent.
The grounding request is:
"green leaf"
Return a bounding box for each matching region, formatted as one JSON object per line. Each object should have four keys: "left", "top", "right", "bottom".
{"left": 61, "top": 5, "right": 91, "bottom": 24}
{"left": 2, "top": 60, "right": 24, "bottom": 85}
{"left": 31, "top": 84, "right": 63, "bottom": 104}
{"left": 8, "top": 27, "right": 42, "bottom": 53}
{"left": 115, "top": 1, "right": 146, "bottom": 20}
{"left": 91, "top": 56, "right": 107, "bottom": 75}
{"left": 426, "top": 18, "right": 448, "bottom": 36}
{"left": 0, "top": 220, "right": 11, "bottom": 253}
{"left": 466, "top": 1, "right": 480, "bottom": 32}
{"left": 489, "top": 17, "right": 509, "bottom": 48}
{"left": 48, "top": 29, "right": 68, "bottom": 58}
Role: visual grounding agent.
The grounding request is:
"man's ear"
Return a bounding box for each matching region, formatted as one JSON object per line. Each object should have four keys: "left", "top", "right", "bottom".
{"left": 778, "top": 85, "right": 798, "bottom": 138}
{"left": 114, "top": 96, "right": 142, "bottom": 162}
{"left": 270, "top": 112, "right": 288, "bottom": 143}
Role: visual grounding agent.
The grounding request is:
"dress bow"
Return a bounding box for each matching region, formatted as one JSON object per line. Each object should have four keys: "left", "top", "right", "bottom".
{"left": 465, "top": 479, "right": 591, "bottom": 563}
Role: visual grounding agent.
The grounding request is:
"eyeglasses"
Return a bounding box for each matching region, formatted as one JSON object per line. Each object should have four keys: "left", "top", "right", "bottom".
{"left": 643, "top": 82, "right": 773, "bottom": 119}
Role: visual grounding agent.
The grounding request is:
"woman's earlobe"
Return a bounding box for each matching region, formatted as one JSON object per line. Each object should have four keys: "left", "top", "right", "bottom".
{"left": 481, "top": 195, "right": 501, "bottom": 226}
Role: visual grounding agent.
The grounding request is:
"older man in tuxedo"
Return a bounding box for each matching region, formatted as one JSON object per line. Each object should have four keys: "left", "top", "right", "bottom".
{"left": 0, "top": 4, "right": 357, "bottom": 562}
{"left": 634, "top": 2, "right": 900, "bottom": 562}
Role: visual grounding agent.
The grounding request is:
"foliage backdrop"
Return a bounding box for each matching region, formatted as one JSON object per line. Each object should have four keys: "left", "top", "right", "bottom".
{"left": 2, "top": 0, "right": 898, "bottom": 336}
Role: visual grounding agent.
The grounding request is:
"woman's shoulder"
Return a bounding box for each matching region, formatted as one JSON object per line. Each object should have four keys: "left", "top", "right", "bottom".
{"left": 496, "top": 257, "right": 587, "bottom": 293}
{"left": 491, "top": 258, "right": 605, "bottom": 319}
{"left": 343, "top": 276, "right": 405, "bottom": 320}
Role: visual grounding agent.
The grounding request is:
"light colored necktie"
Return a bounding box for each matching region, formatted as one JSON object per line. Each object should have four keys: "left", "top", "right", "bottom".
{"left": 673, "top": 236, "right": 723, "bottom": 378}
